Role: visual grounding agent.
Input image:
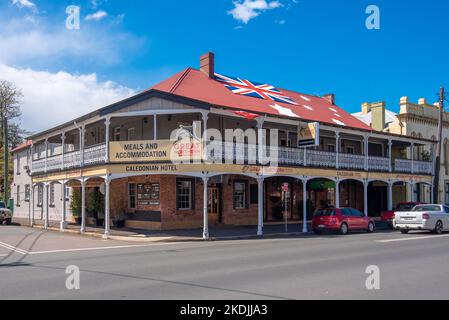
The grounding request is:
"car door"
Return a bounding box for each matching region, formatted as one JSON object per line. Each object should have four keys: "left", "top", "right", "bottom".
{"left": 443, "top": 206, "right": 449, "bottom": 230}
{"left": 350, "top": 208, "right": 366, "bottom": 230}
{"left": 341, "top": 208, "right": 355, "bottom": 229}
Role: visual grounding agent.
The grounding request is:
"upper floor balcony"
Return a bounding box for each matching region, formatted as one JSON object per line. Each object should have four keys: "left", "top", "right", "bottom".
{"left": 29, "top": 110, "right": 435, "bottom": 177}
{"left": 30, "top": 140, "right": 433, "bottom": 176}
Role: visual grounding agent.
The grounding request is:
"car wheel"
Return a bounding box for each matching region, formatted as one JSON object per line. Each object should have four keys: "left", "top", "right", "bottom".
{"left": 367, "top": 222, "right": 375, "bottom": 233}
{"left": 5, "top": 218, "right": 11, "bottom": 226}
{"left": 340, "top": 223, "right": 349, "bottom": 235}
{"left": 434, "top": 221, "right": 444, "bottom": 235}
{"left": 400, "top": 229, "right": 409, "bottom": 234}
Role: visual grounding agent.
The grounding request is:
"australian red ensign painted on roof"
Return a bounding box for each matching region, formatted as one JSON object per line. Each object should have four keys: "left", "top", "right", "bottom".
{"left": 215, "top": 73, "right": 298, "bottom": 106}
{"left": 152, "top": 68, "right": 372, "bottom": 131}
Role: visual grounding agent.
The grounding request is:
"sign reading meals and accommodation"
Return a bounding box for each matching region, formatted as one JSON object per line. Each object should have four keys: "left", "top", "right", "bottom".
{"left": 110, "top": 139, "right": 203, "bottom": 163}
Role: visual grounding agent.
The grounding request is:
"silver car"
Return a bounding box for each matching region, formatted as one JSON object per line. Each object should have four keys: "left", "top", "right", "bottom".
{"left": 0, "top": 201, "right": 13, "bottom": 225}
{"left": 394, "top": 204, "right": 449, "bottom": 234}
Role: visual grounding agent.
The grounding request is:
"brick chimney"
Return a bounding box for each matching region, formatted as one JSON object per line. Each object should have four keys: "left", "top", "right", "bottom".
{"left": 200, "top": 52, "right": 215, "bottom": 78}
{"left": 323, "top": 93, "right": 335, "bottom": 105}
{"left": 370, "top": 102, "right": 386, "bottom": 132}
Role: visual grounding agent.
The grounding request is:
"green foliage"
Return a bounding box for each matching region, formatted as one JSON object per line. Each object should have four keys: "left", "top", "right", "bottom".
{"left": 70, "top": 188, "right": 82, "bottom": 218}
{"left": 87, "top": 188, "right": 105, "bottom": 219}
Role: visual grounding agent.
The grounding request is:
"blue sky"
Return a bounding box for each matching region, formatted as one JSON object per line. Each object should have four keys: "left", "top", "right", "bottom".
{"left": 1, "top": 0, "right": 449, "bottom": 132}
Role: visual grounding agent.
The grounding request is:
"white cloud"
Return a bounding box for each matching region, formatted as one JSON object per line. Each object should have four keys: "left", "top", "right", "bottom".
{"left": 0, "top": 63, "right": 136, "bottom": 132}
{"left": 85, "top": 10, "right": 108, "bottom": 21}
{"left": 11, "top": 0, "right": 37, "bottom": 12}
{"left": 229, "top": 0, "right": 282, "bottom": 24}
{"left": 0, "top": 16, "right": 145, "bottom": 66}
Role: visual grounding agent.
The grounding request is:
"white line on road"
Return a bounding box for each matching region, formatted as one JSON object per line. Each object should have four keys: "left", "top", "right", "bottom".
{"left": 0, "top": 241, "right": 28, "bottom": 255}
{"left": 377, "top": 234, "right": 449, "bottom": 243}
{"left": 28, "top": 242, "right": 192, "bottom": 256}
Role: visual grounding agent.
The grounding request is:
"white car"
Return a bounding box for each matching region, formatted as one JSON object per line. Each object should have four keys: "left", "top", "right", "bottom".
{"left": 394, "top": 204, "right": 449, "bottom": 234}
{"left": 0, "top": 201, "right": 13, "bottom": 225}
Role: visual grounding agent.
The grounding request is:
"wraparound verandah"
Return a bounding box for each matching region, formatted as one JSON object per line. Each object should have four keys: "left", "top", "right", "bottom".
{"left": 30, "top": 164, "right": 434, "bottom": 239}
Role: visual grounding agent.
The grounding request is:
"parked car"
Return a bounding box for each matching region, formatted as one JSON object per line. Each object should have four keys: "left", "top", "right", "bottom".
{"left": 394, "top": 204, "right": 449, "bottom": 234}
{"left": 381, "top": 202, "right": 424, "bottom": 224}
{"left": 0, "top": 201, "right": 13, "bottom": 225}
{"left": 312, "top": 208, "right": 375, "bottom": 235}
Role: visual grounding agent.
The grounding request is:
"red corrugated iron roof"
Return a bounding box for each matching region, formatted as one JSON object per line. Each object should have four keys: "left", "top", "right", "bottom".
{"left": 152, "top": 68, "right": 372, "bottom": 131}
{"left": 11, "top": 140, "right": 32, "bottom": 153}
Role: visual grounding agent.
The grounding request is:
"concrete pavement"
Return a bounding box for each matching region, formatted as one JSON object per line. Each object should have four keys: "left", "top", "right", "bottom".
{"left": 1, "top": 225, "right": 449, "bottom": 300}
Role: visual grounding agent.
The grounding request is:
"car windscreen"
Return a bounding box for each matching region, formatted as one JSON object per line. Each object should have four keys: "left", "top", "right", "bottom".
{"left": 314, "top": 209, "right": 336, "bottom": 217}
{"left": 413, "top": 205, "right": 441, "bottom": 212}
{"left": 397, "top": 204, "right": 415, "bottom": 211}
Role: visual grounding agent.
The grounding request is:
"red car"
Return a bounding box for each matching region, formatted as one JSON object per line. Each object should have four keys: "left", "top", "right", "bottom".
{"left": 380, "top": 202, "right": 424, "bottom": 223}
{"left": 312, "top": 208, "right": 375, "bottom": 235}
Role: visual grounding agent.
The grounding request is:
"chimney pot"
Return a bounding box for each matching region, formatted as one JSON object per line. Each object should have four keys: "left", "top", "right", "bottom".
{"left": 322, "top": 93, "right": 335, "bottom": 105}
{"left": 200, "top": 52, "right": 215, "bottom": 79}
{"left": 400, "top": 96, "right": 409, "bottom": 104}
{"left": 418, "top": 98, "right": 427, "bottom": 105}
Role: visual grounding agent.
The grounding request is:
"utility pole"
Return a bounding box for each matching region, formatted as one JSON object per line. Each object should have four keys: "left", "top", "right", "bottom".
{"left": 434, "top": 87, "right": 445, "bottom": 204}
{"left": 2, "top": 110, "right": 8, "bottom": 204}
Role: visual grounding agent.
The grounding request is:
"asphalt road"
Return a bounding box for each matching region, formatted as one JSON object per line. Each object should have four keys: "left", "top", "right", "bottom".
{"left": 1, "top": 226, "right": 449, "bottom": 300}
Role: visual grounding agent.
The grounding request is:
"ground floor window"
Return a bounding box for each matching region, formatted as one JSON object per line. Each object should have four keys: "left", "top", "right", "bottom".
{"left": 177, "top": 179, "right": 193, "bottom": 210}
{"left": 65, "top": 185, "right": 70, "bottom": 201}
{"left": 38, "top": 185, "right": 43, "bottom": 207}
{"left": 233, "top": 181, "right": 247, "bottom": 209}
{"left": 129, "top": 183, "right": 136, "bottom": 209}
{"left": 16, "top": 185, "right": 20, "bottom": 206}
{"left": 49, "top": 184, "right": 55, "bottom": 207}
{"left": 25, "top": 184, "right": 30, "bottom": 202}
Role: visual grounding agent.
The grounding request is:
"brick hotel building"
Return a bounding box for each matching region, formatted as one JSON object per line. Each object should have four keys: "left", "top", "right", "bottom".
{"left": 11, "top": 53, "right": 435, "bottom": 238}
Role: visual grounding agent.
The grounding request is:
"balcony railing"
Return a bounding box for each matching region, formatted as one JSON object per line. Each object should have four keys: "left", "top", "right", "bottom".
{"left": 368, "top": 156, "right": 390, "bottom": 172}
{"left": 31, "top": 141, "right": 433, "bottom": 176}
{"left": 339, "top": 153, "right": 365, "bottom": 171}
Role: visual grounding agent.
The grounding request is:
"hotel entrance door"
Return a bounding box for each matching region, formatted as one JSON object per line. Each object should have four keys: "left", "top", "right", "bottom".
{"left": 208, "top": 187, "right": 221, "bottom": 221}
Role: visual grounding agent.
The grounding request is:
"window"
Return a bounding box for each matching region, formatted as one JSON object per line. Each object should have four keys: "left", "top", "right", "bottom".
{"left": 177, "top": 179, "right": 193, "bottom": 210}
{"left": 347, "top": 147, "right": 355, "bottom": 154}
{"left": 328, "top": 145, "right": 336, "bottom": 153}
{"left": 114, "top": 127, "right": 121, "bottom": 141}
{"left": 233, "top": 181, "right": 247, "bottom": 209}
{"left": 250, "top": 184, "right": 258, "bottom": 204}
{"left": 16, "top": 185, "right": 20, "bottom": 206}
{"left": 16, "top": 154, "right": 21, "bottom": 175}
{"left": 127, "top": 128, "right": 135, "bottom": 141}
{"left": 129, "top": 183, "right": 136, "bottom": 209}
{"left": 38, "top": 185, "right": 43, "bottom": 207}
{"left": 49, "top": 184, "right": 55, "bottom": 207}
{"left": 25, "top": 185, "right": 31, "bottom": 202}
{"left": 65, "top": 185, "right": 70, "bottom": 201}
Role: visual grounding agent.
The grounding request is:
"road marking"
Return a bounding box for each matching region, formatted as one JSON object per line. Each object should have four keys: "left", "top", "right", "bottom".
{"left": 377, "top": 234, "right": 449, "bottom": 243}
{"left": 0, "top": 241, "right": 28, "bottom": 255}
{"left": 28, "top": 242, "right": 191, "bottom": 256}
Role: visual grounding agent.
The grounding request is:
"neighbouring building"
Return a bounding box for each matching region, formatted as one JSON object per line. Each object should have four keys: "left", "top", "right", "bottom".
{"left": 353, "top": 97, "right": 447, "bottom": 204}
{"left": 13, "top": 53, "right": 435, "bottom": 238}
{"left": 11, "top": 141, "right": 73, "bottom": 228}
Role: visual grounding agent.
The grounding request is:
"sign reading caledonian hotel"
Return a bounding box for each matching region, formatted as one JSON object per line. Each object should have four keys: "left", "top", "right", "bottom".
{"left": 17, "top": 52, "right": 435, "bottom": 238}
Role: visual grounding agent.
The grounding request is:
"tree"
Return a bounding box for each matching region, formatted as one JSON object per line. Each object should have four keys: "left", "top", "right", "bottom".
{"left": 0, "top": 80, "right": 27, "bottom": 202}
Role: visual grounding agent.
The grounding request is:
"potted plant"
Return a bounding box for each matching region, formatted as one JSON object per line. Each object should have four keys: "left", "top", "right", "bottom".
{"left": 70, "top": 188, "right": 82, "bottom": 225}
{"left": 88, "top": 188, "right": 105, "bottom": 227}
{"left": 113, "top": 214, "right": 127, "bottom": 229}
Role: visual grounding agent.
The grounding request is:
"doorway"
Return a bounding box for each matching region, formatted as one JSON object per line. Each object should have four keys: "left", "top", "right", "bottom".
{"left": 208, "top": 186, "right": 221, "bottom": 222}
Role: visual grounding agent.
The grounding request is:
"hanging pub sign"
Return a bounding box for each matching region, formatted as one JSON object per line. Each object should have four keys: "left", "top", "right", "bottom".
{"left": 298, "top": 122, "right": 320, "bottom": 148}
